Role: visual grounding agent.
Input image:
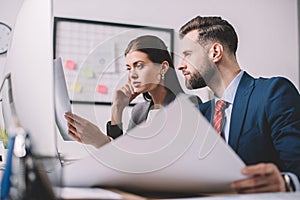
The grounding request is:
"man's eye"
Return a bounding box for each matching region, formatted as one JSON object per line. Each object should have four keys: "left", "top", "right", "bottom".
{"left": 126, "top": 67, "right": 131, "bottom": 71}
{"left": 184, "top": 53, "right": 190, "bottom": 58}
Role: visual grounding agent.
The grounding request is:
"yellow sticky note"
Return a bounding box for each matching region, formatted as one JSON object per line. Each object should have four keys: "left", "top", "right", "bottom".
{"left": 71, "top": 83, "right": 83, "bottom": 93}
{"left": 83, "top": 69, "right": 94, "bottom": 78}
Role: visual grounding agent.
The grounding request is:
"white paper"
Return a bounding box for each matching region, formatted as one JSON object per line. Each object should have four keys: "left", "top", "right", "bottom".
{"left": 61, "top": 95, "right": 246, "bottom": 193}
{"left": 53, "top": 57, "right": 73, "bottom": 140}
{"left": 172, "top": 192, "right": 300, "bottom": 200}
{"left": 54, "top": 187, "right": 122, "bottom": 199}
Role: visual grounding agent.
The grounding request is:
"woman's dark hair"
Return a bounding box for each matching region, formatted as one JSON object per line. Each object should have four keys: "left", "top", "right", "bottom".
{"left": 125, "top": 35, "right": 184, "bottom": 101}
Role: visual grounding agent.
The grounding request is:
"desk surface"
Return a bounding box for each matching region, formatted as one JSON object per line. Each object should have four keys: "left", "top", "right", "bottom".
{"left": 56, "top": 187, "right": 300, "bottom": 200}
{"left": 2, "top": 172, "right": 300, "bottom": 200}
{"left": 164, "top": 192, "right": 300, "bottom": 200}
{"left": 2, "top": 159, "right": 300, "bottom": 200}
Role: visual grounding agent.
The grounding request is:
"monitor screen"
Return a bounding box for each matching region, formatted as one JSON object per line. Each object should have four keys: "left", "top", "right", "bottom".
{"left": 1, "top": 0, "right": 93, "bottom": 162}
{"left": 2, "top": 0, "right": 56, "bottom": 157}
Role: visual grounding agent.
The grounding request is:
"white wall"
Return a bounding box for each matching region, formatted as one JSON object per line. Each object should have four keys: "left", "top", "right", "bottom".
{"left": 0, "top": 0, "right": 298, "bottom": 133}
{"left": 53, "top": 0, "right": 299, "bottom": 132}
{"left": 54, "top": 0, "right": 299, "bottom": 87}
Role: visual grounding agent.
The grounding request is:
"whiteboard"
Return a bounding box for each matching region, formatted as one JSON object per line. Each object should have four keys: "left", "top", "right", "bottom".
{"left": 53, "top": 17, "right": 174, "bottom": 105}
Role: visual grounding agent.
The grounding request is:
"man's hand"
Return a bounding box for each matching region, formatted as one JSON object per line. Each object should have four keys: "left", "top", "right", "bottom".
{"left": 231, "top": 163, "right": 286, "bottom": 193}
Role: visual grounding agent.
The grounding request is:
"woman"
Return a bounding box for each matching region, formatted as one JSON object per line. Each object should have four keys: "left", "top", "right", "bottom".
{"left": 65, "top": 35, "right": 201, "bottom": 148}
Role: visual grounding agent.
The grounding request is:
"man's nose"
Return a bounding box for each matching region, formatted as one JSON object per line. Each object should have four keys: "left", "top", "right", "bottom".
{"left": 177, "top": 59, "right": 186, "bottom": 71}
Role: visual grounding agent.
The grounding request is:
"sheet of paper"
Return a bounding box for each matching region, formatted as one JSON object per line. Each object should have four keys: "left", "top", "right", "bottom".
{"left": 53, "top": 57, "right": 73, "bottom": 140}
{"left": 54, "top": 187, "right": 122, "bottom": 199}
{"left": 61, "top": 95, "right": 246, "bottom": 193}
{"left": 173, "top": 192, "right": 300, "bottom": 200}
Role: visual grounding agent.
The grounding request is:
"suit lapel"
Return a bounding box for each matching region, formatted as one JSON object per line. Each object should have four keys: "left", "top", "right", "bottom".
{"left": 199, "top": 100, "right": 214, "bottom": 124}
{"left": 228, "top": 72, "right": 255, "bottom": 151}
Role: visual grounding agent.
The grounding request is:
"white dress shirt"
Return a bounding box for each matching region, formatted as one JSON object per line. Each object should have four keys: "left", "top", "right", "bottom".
{"left": 214, "top": 70, "right": 244, "bottom": 143}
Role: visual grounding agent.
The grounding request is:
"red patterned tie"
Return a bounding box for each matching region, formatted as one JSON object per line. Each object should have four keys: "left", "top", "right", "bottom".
{"left": 213, "top": 100, "right": 226, "bottom": 135}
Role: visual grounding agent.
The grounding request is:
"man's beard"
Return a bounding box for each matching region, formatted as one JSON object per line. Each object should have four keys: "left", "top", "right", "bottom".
{"left": 185, "top": 70, "right": 207, "bottom": 89}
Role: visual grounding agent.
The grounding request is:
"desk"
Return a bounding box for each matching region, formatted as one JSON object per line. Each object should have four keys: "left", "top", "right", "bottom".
{"left": 171, "top": 192, "right": 300, "bottom": 200}
{"left": 125, "top": 191, "right": 300, "bottom": 200}
{"left": 1, "top": 154, "right": 300, "bottom": 200}
{"left": 2, "top": 170, "right": 300, "bottom": 200}
{"left": 56, "top": 187, "right": 300, "bottom": 200}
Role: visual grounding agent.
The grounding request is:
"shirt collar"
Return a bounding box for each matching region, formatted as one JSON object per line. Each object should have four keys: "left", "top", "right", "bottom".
{"left": 215, "top": 70, "right": 244, "bottom": 105}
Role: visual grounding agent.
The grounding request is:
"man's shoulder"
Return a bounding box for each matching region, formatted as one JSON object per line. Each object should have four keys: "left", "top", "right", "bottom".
{"left": 242, "top": 71, "right": 293, "bottom": 86}
{"left": 241, "top": 74, "right": 300, "bottom": 109}
{"left": 242, "top": 72, "right": 298, "bottom": 93}
{"left": 253, "top": 76, "right": 298, "bottom": 94}
{"left": 255, "top": 75, "right": 292, "bottom": 85}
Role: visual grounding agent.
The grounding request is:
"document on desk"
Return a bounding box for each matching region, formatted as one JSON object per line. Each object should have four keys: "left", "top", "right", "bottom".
{"left": 54, "top": 187, "right": 122, "bottom": 199}
{"left": 53, "top": 57, "right": 73, "bottom": 140}
{"left": 176, "top": 192, "right": 300, "bottom": 200}
{"left": 61, "top": 95, "right": 246, "bottom": 193}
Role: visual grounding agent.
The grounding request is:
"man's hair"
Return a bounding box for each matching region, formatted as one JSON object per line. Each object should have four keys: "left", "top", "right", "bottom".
{"left": 179, "top": 16, "right": 238, "bottom": 55}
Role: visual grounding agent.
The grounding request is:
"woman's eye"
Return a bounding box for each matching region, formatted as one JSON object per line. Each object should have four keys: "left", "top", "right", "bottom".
{"left": 136, "top": 63, "right": 144, "bottom": 69}
{"left": 126, "top": 67, "right": 131, "bottom": 71}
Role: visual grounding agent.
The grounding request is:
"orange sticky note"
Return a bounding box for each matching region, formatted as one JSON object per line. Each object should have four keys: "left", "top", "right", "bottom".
{"left": 65, "top": 60, "right": 76, "bottom": 70}
{"left": 97, "top": 85, "right": 107, "bottom": 94}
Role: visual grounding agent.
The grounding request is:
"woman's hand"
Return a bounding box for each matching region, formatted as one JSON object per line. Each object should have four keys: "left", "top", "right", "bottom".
{"left": 64, "top": 112, "right": 110, "bottom": 148}
{"left": 113, "top": 83, "right": 137, "bottom": 109}
{"left": 111, "top": 83, "right": 139, "bottom": 125}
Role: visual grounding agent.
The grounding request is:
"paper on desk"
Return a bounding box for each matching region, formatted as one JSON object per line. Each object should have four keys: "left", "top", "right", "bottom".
{"left": 175, "top": 192, "right": 300, "bottom": 200}
{"left": 61, "top": 95, "right": 247, "bottom": 193}
{"left": 54, "top": 187, "right": 122, "bottom": 199}
{"left": 53, "top": 57, "right": 73, "bottom": 140}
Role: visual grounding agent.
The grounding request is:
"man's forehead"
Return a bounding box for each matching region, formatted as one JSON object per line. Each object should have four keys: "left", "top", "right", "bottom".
{"left": 181, "top": 30, "right": 201, "bottom": 51}
{"left": 183, "top": 30, "right": 199, "bottom": 42}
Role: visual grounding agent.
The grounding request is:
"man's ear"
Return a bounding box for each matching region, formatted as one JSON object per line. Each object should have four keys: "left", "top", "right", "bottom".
{"left": 161, "top": 61, "right": 170, "bottom": 74}
{"left": 208, "top": 43, "right": 223, "bottom": 63}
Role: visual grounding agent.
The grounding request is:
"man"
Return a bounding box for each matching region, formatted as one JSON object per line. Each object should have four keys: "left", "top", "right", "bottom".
{"left": 178, "top": 16, "right": 300, "bottom": 193}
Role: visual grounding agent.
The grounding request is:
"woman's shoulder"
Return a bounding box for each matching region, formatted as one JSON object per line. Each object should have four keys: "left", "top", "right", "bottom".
{"left": 129, "top": 101, "right": 152, "bottom": 127}
{"left": 133, "top": 100, "right": 150, "bottom": 107}
{"left": 181, "top": 93, "right": 202, "bottom": 106}
{"left": 131, "top": 101, "right": 151, "bottom": 114}
{"left": 169, "top": 93, "right": 202, "bottom": 109}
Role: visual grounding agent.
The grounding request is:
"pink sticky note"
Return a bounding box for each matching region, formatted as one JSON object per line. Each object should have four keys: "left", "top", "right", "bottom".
{"left": 65, "top": 60, "right": 75, "bottom": 70}
{"left": 97, "top": 85, "right": 107, "bottom": 94}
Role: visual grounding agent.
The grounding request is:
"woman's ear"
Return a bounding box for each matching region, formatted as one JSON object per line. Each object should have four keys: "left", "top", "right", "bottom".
{"left": 208, "top": 42, "right": 223, "bottom": 63}
{"left": 161, "top": 61, "right": 170, "bottom": 74}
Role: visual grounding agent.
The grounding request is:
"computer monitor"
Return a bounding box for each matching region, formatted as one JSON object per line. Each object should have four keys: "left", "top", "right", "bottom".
{"left": 1, "top": 0, "right": 94, "bottom": 162}
{"left": 2, "top": 0, "right": 56, "bottom": 157}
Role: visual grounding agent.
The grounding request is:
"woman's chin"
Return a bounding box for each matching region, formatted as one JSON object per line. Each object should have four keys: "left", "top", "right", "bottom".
{"left": 134, "top": 87, "right": 144, "bottom": 94}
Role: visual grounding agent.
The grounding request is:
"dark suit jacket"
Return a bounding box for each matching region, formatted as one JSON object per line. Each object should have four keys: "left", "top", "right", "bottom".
{"left": 107, "top": 91, "right": 201, "bottom": 139}
{"left": 199, "top": 72, "right": 300, "bottom": 179}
